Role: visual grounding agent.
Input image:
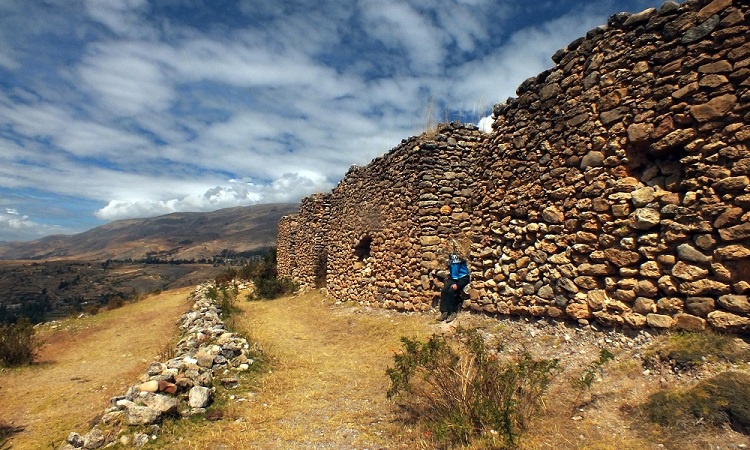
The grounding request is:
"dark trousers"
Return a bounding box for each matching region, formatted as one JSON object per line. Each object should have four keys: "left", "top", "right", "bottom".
{"left": 439, "top": 276, "right": 469, "bottom": 313}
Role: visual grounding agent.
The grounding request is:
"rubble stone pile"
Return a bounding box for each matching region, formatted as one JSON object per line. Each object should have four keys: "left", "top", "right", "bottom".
{"left": 279, "top": 0, "right": 750, "bottom": 334}
{"left": 59, "top": 281, "right": 257, "bottom": 449}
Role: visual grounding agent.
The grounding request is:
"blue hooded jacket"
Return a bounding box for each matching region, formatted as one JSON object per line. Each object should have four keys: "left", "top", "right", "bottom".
{"left": 449, "top": 254, "right": 470, "bottom": 280}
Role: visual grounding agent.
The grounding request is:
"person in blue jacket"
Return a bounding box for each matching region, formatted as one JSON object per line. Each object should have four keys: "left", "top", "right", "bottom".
{"left": 439, "top": 243, "right": 470, "bottom": 322}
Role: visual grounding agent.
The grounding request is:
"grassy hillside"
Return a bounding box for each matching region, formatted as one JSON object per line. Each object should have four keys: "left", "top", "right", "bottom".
{"left": 0, "top": 203, "right": 298, "bottom": 261}
{"left": 166, "top": 293, "right": 750, "bottom": 449}
{"left": 3, "top": 288, "right": 749, "bottom": 449}
{"left": 0, "top": 287, "right": 193, "bottom": 450}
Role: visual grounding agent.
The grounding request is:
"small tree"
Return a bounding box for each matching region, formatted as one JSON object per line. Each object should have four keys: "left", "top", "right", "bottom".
{"left": 214, "top": 247, "right": 298, "bottom": 300}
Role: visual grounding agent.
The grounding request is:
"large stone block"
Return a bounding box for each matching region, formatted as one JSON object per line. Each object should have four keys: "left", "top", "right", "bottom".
{"left": 189, "top": 386, "right": 212, "bottom": 408}
{"left": 679, "top": 279, "right": 731, "bottom": 296}
{"left": 125, "top": 406, "right": 162, "bottom": 426}
{"left": 671, "top": 261, "right": 709, "bottom": 281}
{"left": 686, "top": 297, "right": 715, "bottom": 317}
{"left": 604, "top": 248, "right": 642, "bottom": 267}
{"left": 708, "top": 310, "right": 750, "bottom": 333}
{"left": 690, "top": 94, "right": 737, "bottom": 122}
{"left": 673, "top": 313, "right": 707, "bottom": 332}
{"left": 566, "top": 302, "right": 592, "bottom": 320}
{"left": 646, "top": 314, "right": 674, "bottom": 329}
{"left": 719, "top": 222, "right": 750, "bottom": 241}
{"left": 717, "top": 295, "right": 750, "bottom": 314}
{"left": 632, "top": 208, "right": 661, "bottom": 230}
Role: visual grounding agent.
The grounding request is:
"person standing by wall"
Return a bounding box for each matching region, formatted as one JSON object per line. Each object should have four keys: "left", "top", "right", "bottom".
{"left": 438, "top": 240, "right": 470, "bottom": 323}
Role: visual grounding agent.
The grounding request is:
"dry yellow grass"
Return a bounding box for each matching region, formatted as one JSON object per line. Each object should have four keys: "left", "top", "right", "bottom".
{"left": 153, "top": 290, "right": 442, "bottom": 449}
{"left": 0, "top": 287, "right": 193, "bottom": 449}
{"left": 148, "top": 290, "right": 750, "bottom": 450}
{"left": 4, "top": 286, "right": 749, "bottom": 450}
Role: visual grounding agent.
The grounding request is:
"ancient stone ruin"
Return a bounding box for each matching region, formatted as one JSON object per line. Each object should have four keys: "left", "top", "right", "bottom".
{"left": 278, "top": 0, "right": 750, "bottom": 333}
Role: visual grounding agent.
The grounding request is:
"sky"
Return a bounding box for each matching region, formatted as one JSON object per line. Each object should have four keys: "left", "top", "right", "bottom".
{"left": 0, "top": 0, "right": 671, "bottom": 242}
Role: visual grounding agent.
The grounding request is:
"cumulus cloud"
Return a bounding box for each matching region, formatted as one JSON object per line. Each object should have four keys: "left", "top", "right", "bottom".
{"left": 0, "top": 0, "right": 666, "bottom": 241}
{"left": 95, "top": 172, "right": 332, "bottom": 221}
{"left": 0, "top": 208, "right": 71, "bottom": 242}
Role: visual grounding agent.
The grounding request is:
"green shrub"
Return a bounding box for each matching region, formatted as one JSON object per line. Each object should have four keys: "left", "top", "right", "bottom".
{"left": 218, "top": 285, "right": 241, "bottom": 330}
{"left": 214, "top": 247, "right": 298, "bottom": 300}
{"left": 644, "top": 331, "right": 748, "bottom": 371}
{"left": 642, "top": 371, "right": 750, "bottom": 434}
{"left": 572, "top": 348, "right": 615, "bottom": 404}
{"left": 249, "top": 277, "right": 298, "bottom": 300}
{"left": 386, "top": 327, "right": 559, "bottom": 448}
{"left": 0, "top": 318, "right": 39, "bottom": 367}
{"left": 205, "top": 285, "right": 219, "bottom": 301}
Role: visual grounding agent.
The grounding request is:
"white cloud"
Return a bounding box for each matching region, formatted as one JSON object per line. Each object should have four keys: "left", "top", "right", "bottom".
{"left": 360, "top": 0, "right": 446, "bottom": 73}
{"left": 0, "top": 0, "right": 667, "bottom": 241}
{"left": 79, "top": 46, "right": 175, "bottom": 116}
{"left": 84, "top": 0, "right": 154, "bottom": 38}
{"left": 449, "top": 7, "right": 616, "bottom": 110}
{"left": 478, "top": 115, "right": 493, "bottom": 133}
{"left": 0, "top": 50, "right": 19, "bottom": 70}
{"left": 94, "top": 172, "right": 331, "bottom": 220}
{"left": 0, "top": 209, "right": 70, "bottom": 241}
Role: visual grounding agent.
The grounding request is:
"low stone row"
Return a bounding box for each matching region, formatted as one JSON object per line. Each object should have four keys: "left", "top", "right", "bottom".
{"left": 60, "top": 281, "right": 256, "bottom": 449}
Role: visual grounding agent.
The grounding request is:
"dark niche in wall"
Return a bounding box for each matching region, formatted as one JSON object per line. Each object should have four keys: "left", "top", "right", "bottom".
{"left": 354, "top": 235, "right": 373, "bottom": 261}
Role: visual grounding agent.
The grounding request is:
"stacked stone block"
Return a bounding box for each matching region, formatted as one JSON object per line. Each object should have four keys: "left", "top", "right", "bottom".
{"left": 279, "top": 0, "right": 750, "bottom": 333}
{"left": 277, "top": 215, "right": 297, "bottom": 280}
{"left": 323, "top": 125, "right": 485, "bottom": 311}
{"left": 278, "top": 194, "right": 331, "bottom": 290}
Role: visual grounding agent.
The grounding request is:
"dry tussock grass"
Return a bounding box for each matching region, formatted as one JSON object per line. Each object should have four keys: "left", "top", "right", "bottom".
{"left": 155, "top": 290, "right": 437, "bottom": 449}
{"left": 149, "top": 291, "right": 750, "bottom": 449}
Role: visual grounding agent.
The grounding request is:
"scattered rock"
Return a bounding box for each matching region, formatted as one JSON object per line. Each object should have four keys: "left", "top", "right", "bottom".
{"left": 62, "top": 281, "right": 258, "bottom": 447}
{"left": 189, "top": 386, "right": 212, "bottom": 408}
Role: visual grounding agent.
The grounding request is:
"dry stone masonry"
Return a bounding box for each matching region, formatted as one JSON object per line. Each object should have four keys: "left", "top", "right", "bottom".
{"left": 59, "top": 281, "right": 258, "bottom": 449}
{"left": 279, "top": 0, "right": 750, "bottom": 334}
{"left": 278, "top": 193, "right": 331, "bottom": 289}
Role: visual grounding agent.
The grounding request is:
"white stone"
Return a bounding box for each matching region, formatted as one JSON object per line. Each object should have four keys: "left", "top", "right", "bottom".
{"left": 189, "top": 386, "right": 212, "bottom": 408}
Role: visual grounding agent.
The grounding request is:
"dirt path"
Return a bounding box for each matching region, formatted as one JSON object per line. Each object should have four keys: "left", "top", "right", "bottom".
{"left": 0, "top": 287, "right": 193, "bottom": 450}
{"left": 165, "top": 290, "right": 439, "bottom": 449}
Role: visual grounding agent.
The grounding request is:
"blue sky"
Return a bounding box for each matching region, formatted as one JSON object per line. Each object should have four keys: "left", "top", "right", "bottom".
{"left": 0, "top": 0, "right": 669, "bottom": 242}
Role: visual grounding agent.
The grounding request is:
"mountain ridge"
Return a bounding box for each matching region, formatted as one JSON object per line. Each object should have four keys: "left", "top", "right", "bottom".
{"left": 0, "top": 203, "right": 299, "bottom": 261}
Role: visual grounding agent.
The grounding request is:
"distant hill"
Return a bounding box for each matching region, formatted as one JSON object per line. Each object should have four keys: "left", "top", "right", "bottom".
{"left": 0, "top": 203, "right": 299, "bottom": 261}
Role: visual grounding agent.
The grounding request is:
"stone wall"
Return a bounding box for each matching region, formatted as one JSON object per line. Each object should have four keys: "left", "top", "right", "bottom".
{"left": 278, "top": 193, "right": 331, "bottom": 289}
{"left": 278, "top": 0, "right": 750, "bottom": 333}
{"left": 324, "top": 126, "right": 485, "bottom": 310}
{"left": 276, "top": 214, "right": 297, "bottom": 282}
